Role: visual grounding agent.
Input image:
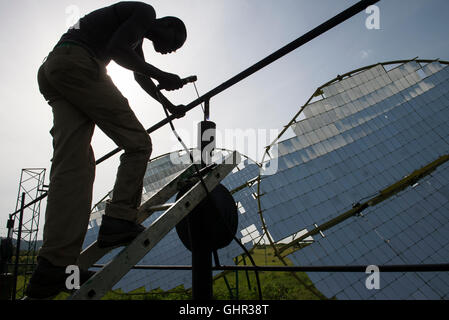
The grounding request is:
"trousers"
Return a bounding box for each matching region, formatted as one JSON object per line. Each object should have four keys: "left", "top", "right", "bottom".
{"left": 37, "top": 44, "right": 152, "bottom": 266}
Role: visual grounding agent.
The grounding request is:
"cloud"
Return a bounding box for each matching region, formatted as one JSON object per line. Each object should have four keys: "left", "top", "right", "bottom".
{"left": 360, "top": 49, "right": 372, "bottom": 59}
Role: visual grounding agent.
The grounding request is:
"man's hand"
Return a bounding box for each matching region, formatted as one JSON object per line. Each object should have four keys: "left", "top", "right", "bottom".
{"left": 157, "top": 72, "right": 184, "bottom": 91}
{"left": 166, "top": 104, "right": 188, "bottom": 118}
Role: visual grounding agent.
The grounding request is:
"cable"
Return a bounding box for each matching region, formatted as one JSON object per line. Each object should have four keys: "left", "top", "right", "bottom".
{"left": 193, "top": 82, "right": 205, "bottom": 114}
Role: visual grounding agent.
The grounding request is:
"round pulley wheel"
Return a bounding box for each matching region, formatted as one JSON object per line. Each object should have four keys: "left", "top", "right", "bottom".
{"left": 176, "top": 183, "right": 238, "bottom": 251}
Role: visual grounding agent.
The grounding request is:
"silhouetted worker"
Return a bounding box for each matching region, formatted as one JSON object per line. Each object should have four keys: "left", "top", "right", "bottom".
{"left": 26, "top": 1, "right": 189, "bottom": 298}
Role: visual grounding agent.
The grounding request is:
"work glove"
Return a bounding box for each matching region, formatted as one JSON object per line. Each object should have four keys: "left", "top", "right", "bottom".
{"left": 157, "top": 72, "right": 184, "bottom": 91}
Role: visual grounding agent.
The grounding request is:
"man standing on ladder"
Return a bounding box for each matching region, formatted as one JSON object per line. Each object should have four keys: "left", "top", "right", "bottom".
{"left": 27, "top": 1, "right": 189, "bottom": 299}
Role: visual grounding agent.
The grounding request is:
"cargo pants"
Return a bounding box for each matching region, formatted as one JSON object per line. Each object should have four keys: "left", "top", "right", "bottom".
{"left": 37, "top": 44, "right": 152, "bottom": 266}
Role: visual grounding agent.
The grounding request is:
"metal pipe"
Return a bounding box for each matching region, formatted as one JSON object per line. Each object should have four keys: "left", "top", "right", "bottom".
{"left": 189, "top": 120, "right": 215, "bottom": 300}
{"left": 11, "top": 193, "right": 25, "bottom": 301}
{"left": 91, "top": 263, "right": 449, "bottom": 273}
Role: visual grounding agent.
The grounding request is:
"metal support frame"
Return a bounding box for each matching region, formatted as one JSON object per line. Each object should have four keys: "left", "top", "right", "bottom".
{"left": 11, "top": 193, "right": 25, "bottom": 301}
{"left": 6, "top": 168, "right": 46, "bottom": 300}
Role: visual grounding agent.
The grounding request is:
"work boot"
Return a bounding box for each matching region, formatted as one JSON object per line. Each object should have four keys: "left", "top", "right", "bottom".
{"left": 25, "top": 257, "right": 95, "bottom": 299}
{"left": 97, "top": 215, "right": 145, "bottom": 248}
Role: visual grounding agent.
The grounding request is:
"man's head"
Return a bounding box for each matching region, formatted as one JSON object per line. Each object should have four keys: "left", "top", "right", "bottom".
{"left": 151, "top": 16, "right": 187, "bottom": 54}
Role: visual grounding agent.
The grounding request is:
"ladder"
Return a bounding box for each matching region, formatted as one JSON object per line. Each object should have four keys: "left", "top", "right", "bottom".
{"left": 69, "top": 151, "right": 240, "bottom": 300}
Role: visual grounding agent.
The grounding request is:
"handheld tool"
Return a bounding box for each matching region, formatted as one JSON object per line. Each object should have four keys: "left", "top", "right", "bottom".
{"left": 157, "top": 75, "right": 197, "bottom": 90}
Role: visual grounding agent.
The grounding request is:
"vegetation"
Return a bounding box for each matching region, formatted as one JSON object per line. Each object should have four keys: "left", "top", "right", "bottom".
{"left": 212, "top": 245, "right": 327, "bottom": 300}
{"left": 64, "top": 246, "right": 326, "bottom": 300}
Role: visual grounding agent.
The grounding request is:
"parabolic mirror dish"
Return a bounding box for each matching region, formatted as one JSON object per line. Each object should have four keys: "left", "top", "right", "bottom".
{"left": 83, "top": 59, "right": 449, "bottom": 299}
{"left": 259, "top": 60, "right": 449, "bottom": 299}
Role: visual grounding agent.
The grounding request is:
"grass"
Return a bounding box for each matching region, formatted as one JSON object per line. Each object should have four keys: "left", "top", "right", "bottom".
{"left": 212, "top": 246, "right": 327, "bottom": 300}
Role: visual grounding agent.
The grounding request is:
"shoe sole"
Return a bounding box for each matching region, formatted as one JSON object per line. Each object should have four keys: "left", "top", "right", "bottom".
{"left": 24, "top": 285, "right": 72, "bottom": 300}
{"left": 22, "top": 293, "right": 61, "bottom": 300}
{"left": 97, "top": 231, "right": 141, "bottom": 248}
{"left": 24, "top": 267, "right": 95, "bottom": 300}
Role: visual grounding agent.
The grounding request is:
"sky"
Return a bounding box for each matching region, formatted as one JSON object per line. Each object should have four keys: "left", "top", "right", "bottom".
{"left": 1, "top": 0, "right": 448, "bottom": 238}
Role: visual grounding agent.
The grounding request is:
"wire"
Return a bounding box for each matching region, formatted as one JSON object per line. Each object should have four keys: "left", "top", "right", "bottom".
{"left": 193, "top": 82, "right": 205, "bottom": 114}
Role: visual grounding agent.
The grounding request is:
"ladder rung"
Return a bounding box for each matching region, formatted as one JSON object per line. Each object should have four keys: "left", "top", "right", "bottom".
{"left": 147, "top": 203, "right": 174, "bottom": 212}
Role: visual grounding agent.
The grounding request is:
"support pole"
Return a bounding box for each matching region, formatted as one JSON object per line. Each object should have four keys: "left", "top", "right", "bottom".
{"left": 11, "top": 193, "right": 25, "bottom": 301}
{"left": 0, "top": 234, "right": 14, "bottom": 300}
{"left": 190, "top": 120, "right": 216, "bottom": 300}
{"left": 190, "top": 215, "right": 213, "bottom": 300}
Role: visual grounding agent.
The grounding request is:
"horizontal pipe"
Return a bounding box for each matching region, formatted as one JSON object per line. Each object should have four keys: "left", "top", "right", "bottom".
{"left": 91, "top": 263, "right": 449, "bottom": 273}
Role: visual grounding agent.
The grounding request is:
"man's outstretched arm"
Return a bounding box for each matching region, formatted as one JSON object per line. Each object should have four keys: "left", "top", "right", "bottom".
{"left": 133, "top": 44, "right": 187, "bottom": 116}
{"left": 133, "top": 43, "right": 171, "bottom": 106}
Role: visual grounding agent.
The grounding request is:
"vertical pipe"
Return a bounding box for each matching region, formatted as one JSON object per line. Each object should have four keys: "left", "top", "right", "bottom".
{"left": 190, "top": 220, "right": 213, "bottom": 300}
{"left": 242, "top": 255, "right": 252, "bottom": 291}
{"left": 235, "top": 266, "right": 239, "bottom": 299}
{"left": 11, "top": 193, "right": 25, "bottom": 301}
{"left": 190, "top": 120, "right": 216, "bottom": 300}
